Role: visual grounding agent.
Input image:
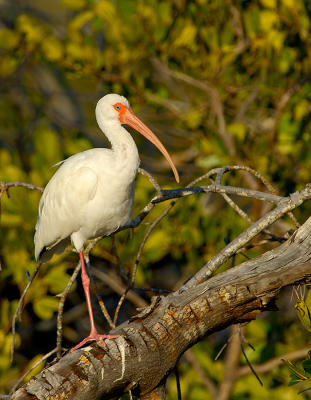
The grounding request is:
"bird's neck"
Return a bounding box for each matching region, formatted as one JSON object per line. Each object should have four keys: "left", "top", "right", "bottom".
{"left": 96, "top": 114, "right": 140, "bottom": 178}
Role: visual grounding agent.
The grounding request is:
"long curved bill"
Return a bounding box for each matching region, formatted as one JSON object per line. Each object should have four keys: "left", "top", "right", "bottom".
{"left": 123, "top": 108, "right": 180, "bottom": 183}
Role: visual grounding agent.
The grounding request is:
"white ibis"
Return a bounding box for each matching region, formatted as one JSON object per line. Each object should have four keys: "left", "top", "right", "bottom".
{"left": 34, "top": 93, "right": 179, "bottom": 351}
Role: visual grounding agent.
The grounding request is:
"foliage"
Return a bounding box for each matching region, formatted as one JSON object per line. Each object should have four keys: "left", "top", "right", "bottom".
{"left": 283, "top": 357, "right": 311, "bottom": 389}
{"left": 281, "top": 289, "right": 311, "bottom": 392}
{"left": 1, "top": 0, "right": 311, "bottom": 397}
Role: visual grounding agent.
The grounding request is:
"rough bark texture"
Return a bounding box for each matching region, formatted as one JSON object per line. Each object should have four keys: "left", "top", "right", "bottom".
{"left": 11, "top": 216, "right": 311, "bottom": 400}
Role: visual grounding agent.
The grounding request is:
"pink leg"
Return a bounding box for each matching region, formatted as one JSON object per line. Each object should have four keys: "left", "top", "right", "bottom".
{"left": 70, "top": 250, "right": 119, "bottom": 352}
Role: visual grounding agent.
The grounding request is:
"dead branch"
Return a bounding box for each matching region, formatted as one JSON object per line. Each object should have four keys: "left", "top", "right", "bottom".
{"left": 4, "top": 172, "right": 311, "bottom": 399}
{"left": 184, "top": 184, "right": 311, "bottom": 289}
{"left": 11, "top": 211, "right": 311, "bottom": 400}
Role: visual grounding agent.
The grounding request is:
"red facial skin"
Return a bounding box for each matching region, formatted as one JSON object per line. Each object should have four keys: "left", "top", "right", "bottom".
{"left": 113, "top": 102, "right": 128, "bottom": 123}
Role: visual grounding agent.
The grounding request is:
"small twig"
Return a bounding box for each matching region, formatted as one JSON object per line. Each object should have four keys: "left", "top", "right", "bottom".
{"left": 238, "top": 326, "right": 263, "bottom": 386}
{"left": 109, "top": 166, "right": 289, "bottom": 238}
{"left": 114, "top": 199, "right": 156, "bottom": 233}
{"left": 11, "top": 263, "right": 41, "bottom": 363}
{"left": 56, "top": 261, "right": 81, "bottom": 357}
{"left": 113, "top": 202, "right": 174, "bottom": 326}
{"left": 10, "top": 347, "right": 57, "bottom": 394}
{"left": 92, "top": 268, "right": 148, "bottom": 309}
{"left": 239, "top": 327, "right": 256, "bottom": 352}
{"left": 113, "top": 168, "right": 226, "bottom": 323}
{"left": 223, "top": 165, "right": 300, "bottom": 228}
{"left": 133, "top": 285, "right": 172, "bottom": 294}
{"left": 221, "top": 192, "right": 252, "bottom": 224}
{"left": 182, "top": 185, "right": 311, "bottom": 289}
{"left": 138, "top": 168, "right": 162, "bottom": 194}
{"left": 210, "top": 167, "right": 293, "bottom": 247}
{"left": 215, "top": 341, "right": 229, "bottom": 361}
{"left": 217, "top": 325, "right": 241, "bottom": 400}
{"left": 174, "top": 365, "right": 182, "bottom": 400}
{"left": 0, "top": 181, "right": 43, "bottom": 193}
{"left": 151, "top": 184, "right": 282, "bottom": 205}
{"left": 238, "top": 347, "right": 310, "bottom": 378}
{"left": 111, "top": 235, "right": 128, "bottom": 281}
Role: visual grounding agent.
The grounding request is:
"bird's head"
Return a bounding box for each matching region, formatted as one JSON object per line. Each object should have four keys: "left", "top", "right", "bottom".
{"left": 96, "top": 94, "right": 130, "bottom": 122}
{"left": 96, "top": 94, "right": 180, "bottom": 183}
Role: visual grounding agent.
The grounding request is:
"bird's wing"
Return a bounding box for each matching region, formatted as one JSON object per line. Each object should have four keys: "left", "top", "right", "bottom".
{"left": 34, "top": 165, "right": 99, "bottom": 261}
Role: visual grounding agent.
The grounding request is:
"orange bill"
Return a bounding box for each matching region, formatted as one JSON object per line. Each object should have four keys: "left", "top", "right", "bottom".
{"left": 122, "top": 107, "right": 180, "bottom": 183}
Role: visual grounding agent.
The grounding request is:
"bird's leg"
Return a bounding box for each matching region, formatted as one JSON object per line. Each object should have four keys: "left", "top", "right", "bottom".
{"left": 70, "top": 250, "right": 120, "bottom": 351}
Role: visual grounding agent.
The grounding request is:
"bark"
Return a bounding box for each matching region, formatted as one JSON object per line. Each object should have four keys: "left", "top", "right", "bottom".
{"left": 11, "top": 216, "right": 311, "bottom": 400}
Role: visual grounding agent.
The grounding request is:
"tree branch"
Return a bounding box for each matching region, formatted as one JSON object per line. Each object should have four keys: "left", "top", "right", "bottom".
{"left": 183, "top": 185, "right": 311, "bottom": 289}
{"left": 11, "top": 213, "right": 311, "bottom": 400}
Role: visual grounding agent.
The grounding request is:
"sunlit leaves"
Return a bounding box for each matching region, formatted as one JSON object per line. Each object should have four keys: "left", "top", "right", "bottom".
{"left": 41, "top": 37, "right": 64, "bottom": 62}
{"left": 295, "top": 290, "right": 311, "bottom": 333}
{"left": 173, "top": 21, "right": 197, "bottom": 50}
{"left": 0, "top": 56, "right": 19, "bottom": 77}
{"left": 0, "top": 332, "right": 20, "bottom": 372}
{"left": 0, "top": 29, "right": 19, "bottom": 50}
{"left": 42, "top": 264, "right": 73, "bottom": 295}
{"left": 228, "top": 122, "right": 246, "bottom": 141}
{"left": 16, "top": 15, "right": 45, "bottom": 48}
{"left": 282, "top": 358, "right": 311, "bottom": 389}
{"left": 33, "top": 296, "right": 59, "bottom": 320}
{"left": 1, "top": 0, "right": 311, "bottom": 397}
{"left": 23, "top": 354, "right": 46, "bottom": 382}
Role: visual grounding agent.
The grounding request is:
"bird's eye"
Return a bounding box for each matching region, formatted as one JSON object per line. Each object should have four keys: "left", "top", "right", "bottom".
{"left": 114, "top": 105, "right": 121, "bottom": 110}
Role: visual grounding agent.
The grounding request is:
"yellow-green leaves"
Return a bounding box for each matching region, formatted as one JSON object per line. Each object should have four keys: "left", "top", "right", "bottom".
{"left": 41, "top": 37, "right": 64, "bottom": 62}
{"left": 228, "top": 122, "right": 246, "bottom": 142}
{"left": 0, "top": 332, "right": 20, "bottom": 372}
{"left": 33, "top": 297, "right": 59, "bottom": 320}
{"left": 94, "top": 0, "right": 116, "bottom": 20}
{"left": 1, "top": 0, "right": 311, "bottom": 398}
{"left": 17, "top": 15, "right": 44, "bottom": 47}
{"left": 173, "top": 21, "right": 197, "bottom": 50}
{"left": 260, "top": 0, "right": 277, "bottom": 8}
{"left": 282, "top": 357, "right": 311, "bottom": 387}
{"left": 42, "top": 264, "right": 73, "bottom": 295}
{"left": 0, "top": 56, "right": 19, "bottom": 77}
{"left": 295, "top": 289, "right": 311, "bottom": 333}
{"left": 0, "top": 29, "right": 19, "bottom": 50}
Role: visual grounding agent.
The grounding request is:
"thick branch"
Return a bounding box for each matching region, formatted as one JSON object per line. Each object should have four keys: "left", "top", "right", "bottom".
{"left": 11, "top": 215, "right": 311, "bottom": 400}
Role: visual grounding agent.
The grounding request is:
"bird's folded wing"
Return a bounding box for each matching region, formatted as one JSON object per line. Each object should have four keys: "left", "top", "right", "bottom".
{"left": 34, "top": 166, "right": 98, "bottom": 260}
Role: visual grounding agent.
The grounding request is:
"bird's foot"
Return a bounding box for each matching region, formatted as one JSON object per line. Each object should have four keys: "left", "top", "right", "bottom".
{"left": 70, "top": 332, "right": 120, "bottom": 352}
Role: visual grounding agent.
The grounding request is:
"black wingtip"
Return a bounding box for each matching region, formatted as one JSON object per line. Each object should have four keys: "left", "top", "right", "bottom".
{"left": 38, "top": 246, "right": 46, "bottom": 261}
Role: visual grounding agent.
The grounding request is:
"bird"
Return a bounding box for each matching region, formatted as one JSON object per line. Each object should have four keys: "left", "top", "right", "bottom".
{"left": 34, "top": 93, "right": 179, "bottom": 351}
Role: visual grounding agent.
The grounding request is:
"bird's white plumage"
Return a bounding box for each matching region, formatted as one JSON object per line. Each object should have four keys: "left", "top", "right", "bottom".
{"left": 34, "top": 93, "right": 179, "bottom": 351}
{"left": 35, "top": 94, "right": 139, "bottom": 262}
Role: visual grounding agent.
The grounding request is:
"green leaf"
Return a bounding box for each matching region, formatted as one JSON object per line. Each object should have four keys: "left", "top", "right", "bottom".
{"left": 289, "top": 377, "right": 303, "bottom": 386}
{"left": 295, "top": 296, "right": 311, "bottom": 333}
{"left": 282, "top": 359, "right": 308, "bottom": 380}
{"left": 33, "top": 296, "right": 59, "bottom": 320}
{"left": 302, "top": 360, "right": 311, "bottom": 374}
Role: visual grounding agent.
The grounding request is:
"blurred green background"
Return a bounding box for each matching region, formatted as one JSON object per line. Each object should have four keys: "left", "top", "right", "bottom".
{"left": 1, "top": 0, "right": 311, "bottom": 398}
